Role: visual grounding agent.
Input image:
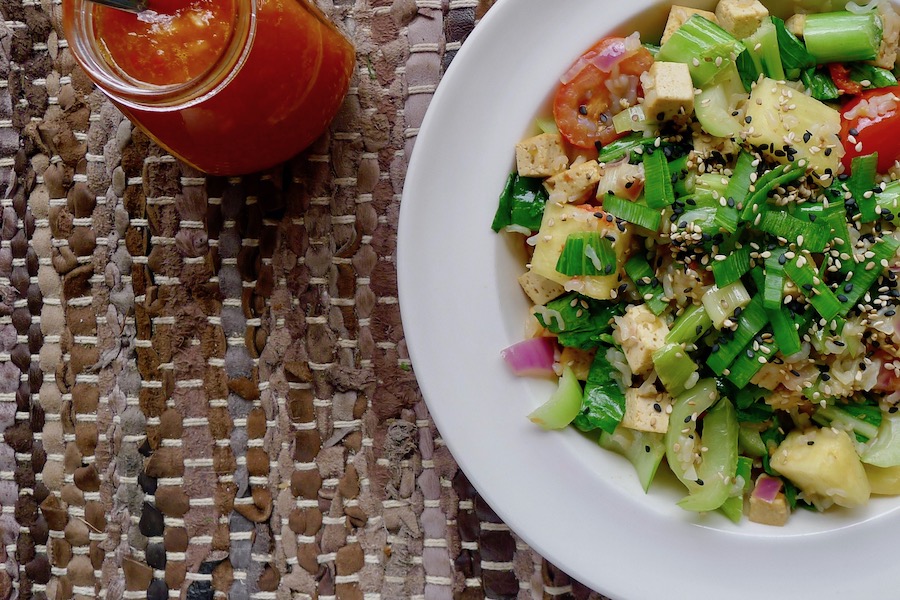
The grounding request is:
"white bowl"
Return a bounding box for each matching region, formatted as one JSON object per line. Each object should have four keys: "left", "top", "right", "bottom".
{"left": 398, "top": 1, "right": 900, "bottom": 598}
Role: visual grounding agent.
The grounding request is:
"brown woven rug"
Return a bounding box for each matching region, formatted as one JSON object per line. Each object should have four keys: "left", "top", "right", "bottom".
{"left": 0, "top": 0, "right": 613, "bottom": 598}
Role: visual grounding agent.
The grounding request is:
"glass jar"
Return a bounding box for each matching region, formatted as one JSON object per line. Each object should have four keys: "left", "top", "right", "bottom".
{"left": 62, "top": 0, "right": 355, "bottom": 176}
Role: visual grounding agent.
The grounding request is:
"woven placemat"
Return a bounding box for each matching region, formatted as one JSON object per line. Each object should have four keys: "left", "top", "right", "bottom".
{"left": 0, "top": 0, "right": 612, "bottom": 598}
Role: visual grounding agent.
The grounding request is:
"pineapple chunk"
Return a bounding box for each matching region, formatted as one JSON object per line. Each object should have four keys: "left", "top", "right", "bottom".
{"left": 743, "top": 77, "right": 844, "bottom": 176}
{"left": 770, "top": 428, "right": 871, "bottom": 508}
{"left": 559, "top": 346, "right": 596, "bottom": 381}
{"left": 530, "top": 202, "right": 633, "bottom": 300}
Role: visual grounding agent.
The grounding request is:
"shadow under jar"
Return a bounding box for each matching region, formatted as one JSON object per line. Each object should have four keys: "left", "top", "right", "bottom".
{"left": 62, "top": 0, "right": 355, "bottom": 175}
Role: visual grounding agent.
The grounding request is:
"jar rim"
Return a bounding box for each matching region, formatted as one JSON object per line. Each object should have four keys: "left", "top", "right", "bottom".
{"left": 64, "top": 0, "right": 257, "bottom": 111}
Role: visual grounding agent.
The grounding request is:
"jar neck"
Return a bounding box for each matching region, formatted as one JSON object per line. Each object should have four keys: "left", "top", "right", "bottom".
{"left": 63, "top": 0, "right": 257, "bottom": 111}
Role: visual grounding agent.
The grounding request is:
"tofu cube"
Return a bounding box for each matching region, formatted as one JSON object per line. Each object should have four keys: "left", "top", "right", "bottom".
{"left": 515, "top": 133, "right": 569, "bottom": 177}
{"left": 622, "top": 388, "right": 672, "bottom": 433}
{"left": 715, "top": 0, "right": 769, "bottom": 39}
{"left": 662, "top": 6, "right": 718, "bottom": 44}
{"left": 612, "top": 304, "right": 669, "bottom": 375}
{"left": 517, "top": 270, "right": 565, "bottom": 306}
{"left": 543, "top": 160, "right": 602, "bottom": 203}
{"left": 784, "top": 14, "right": 805, "bottom": 38}
{"left": 749, "top": 490, "right": 789, "bottom": 526}
{"left": 640, "top": 62, "right": 695, "bottom": 123}
{"left": 559, "top": 346, "right": 596, "bottom": 381}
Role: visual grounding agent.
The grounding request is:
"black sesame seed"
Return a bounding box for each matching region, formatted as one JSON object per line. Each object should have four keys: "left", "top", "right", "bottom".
{"left": 578, "top": 104, "right": 588, "bottom": 115}
{"left": 849, "top": 127, "right": 859, "bottom": 136}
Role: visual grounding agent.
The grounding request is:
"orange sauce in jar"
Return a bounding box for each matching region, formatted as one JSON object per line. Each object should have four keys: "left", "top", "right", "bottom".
{"left": 63, "top": 0, "right": 355, "bottom": 175}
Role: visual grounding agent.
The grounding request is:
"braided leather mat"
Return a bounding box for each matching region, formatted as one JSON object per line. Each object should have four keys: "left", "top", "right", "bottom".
{"left": 0, "top": 0, "right": 613, "bottom": 598}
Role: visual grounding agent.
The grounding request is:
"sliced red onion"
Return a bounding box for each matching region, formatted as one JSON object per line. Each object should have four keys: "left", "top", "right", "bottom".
{"left": 501, "top": 336, "right": 557, "bottom": 377}
{"left": 560, "top": 37, "right": 631, "bottom": 84}
{"left": 752, "top": 475, "right": 783, "bottom": 504}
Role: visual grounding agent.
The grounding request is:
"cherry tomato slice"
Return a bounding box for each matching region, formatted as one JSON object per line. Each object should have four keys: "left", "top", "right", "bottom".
{"left": 553, "top": 37, "right": 653, "bottom": 150}
{"left": 840, "top": 85, "right": 900, "bottom": 173}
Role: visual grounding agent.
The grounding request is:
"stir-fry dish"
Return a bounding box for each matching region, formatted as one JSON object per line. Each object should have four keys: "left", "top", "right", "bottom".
{"left": 493, "top": 0, "right": 900, "bottom": 524}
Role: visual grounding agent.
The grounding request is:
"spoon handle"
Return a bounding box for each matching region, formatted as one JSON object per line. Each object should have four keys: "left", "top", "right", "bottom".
{"left": 87, "top": 0, "right": 148, "bottom": 13}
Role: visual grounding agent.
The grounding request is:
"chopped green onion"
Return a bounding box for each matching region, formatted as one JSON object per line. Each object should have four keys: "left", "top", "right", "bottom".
{"left": 766, "top": 304, "right": 802, "bottom": 357}
{"left": 669, "top": 154, "right": 694, "bottom": 197}
{"left": 757, "top": 210, "right": 830, "bottom": 253}
{"left": 657, "top": 15, "right": 745, "bottom": 87}
{"left": 718, "top": 151, "right": 755, "bottom": 233}
{"left": 838, "top": 237, "right": 900, "bottom": 315}
{"left": 706, "top": 296, "right": 768, "bottom": 376}
{"left": 702, "top": 280, "right": 752, "bottom": 329}
{"left": 556, "top": 232, "right": 617, "bottom": 277}
{"left": 739, "top": 163, "right": 805, "bottom": 222}
{"left": 625, "top": 254, "right": 669, "bottom": 316}
{"left": 598, "top": 132, "right": 668, "bottom": 163}
{"left": 848, "top": 153, "right": 879, "bottom": 223}
{"left": 762, "top": 249, "right": 786, "bottom": 310}
{"left": 725, "top": 329, "right": 778, "bottom": 388}
{"left": 603, "top": 194, "right": 661, "bottom": 231}
{"left": 802, "top": 11, "right": 882, "bottom": 64}
{"left": 667, "top": 303, "right": 712, "bottom": 346}
{"left": 712, "top": 244, "right": 752, "bottom": 287}
{"left": 783, "top": 253, "right": 842, "bottom": 322}
{"left": 877, "top": 180, "right": 900, "bottom": 221}
{"left": 652, "top": 342, "right": 699, "bottom": 397}
{"left": 643, "top": 148, "right": 676, "bottom": 209}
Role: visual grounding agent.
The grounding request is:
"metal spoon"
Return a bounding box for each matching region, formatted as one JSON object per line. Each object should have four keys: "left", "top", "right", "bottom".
{"left": 87, "top": 0, "right": 148, "bottom": 13}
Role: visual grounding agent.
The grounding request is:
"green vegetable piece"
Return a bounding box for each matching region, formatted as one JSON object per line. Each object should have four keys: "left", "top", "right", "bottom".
{"left": 838, "top": 237, "right": 900, "bottom": 315}
{"left": 802, "top": 11, "right": 883, "bottom": 64}
{"left": 862, "top": 413, "right": 900, "bottom": 467}
{"left": 624, "top": 254, "right": 669, "bottom": 316}
{"left": 533, "top": 293, "right": 624, "bottom": 350}
{"left": 783, "top": 253, "right": 841, "bottom": 322}
{"left": 758, "top": 211, "right": 830, "bottom": 253}
{"left": 599, "top": 427, "right": 666, "bottom": 492}
{"left": 800, "top": 67, "right": 840, "bottom": 101}
{"left": 812, "top": 404, "right": 881, "bottom": 443}
{"left": 491, "top": 172, "right": 516, "bottom": 232}
{"left": 762, "top": 248, "right": 787, "bottom": 310}
{"left": 742, "top": 18, "right": 785, "bottom": 81}
{"left": 669, "top": 154, "right": 694, "bottom": 197}
{"left": 734, "top": 383, "right": 774, "bottom": 423}
{"left": 667, "top": 303, "right": 712, "bottom": 346}
{"left": 849, "top": 63, "right": 898, "bottom": 90}
{"left": 766, "top": 304, "right": 802, "bottom": 357}
{"left": 573, "top": 349, "right": 627, "bottom": 435}
{"left": 603, "top": 194, "right": 661, "bottom": 231}
{"left": 720, "top": 455, "right": 754, "bottom": 523}
{"left": 718, "top": 151, "right": 755, "bottom": 233}
{"left": 712, "top": 245, "right": 751, "bottom": 287}
{"left": 848, "top": 153, "right": 879, "bottom": 223}
{"left": 658, "top": 15, "right": 745, "bottom": 87}
{"left": 556, "top": 232, "right": 617, "bottom": 277}
{"left": 666, "top": 379, "right": 719, "bottom": 491}
{"left": 724, "top": 310, "right": 813, "bottom": 389}
{"left": 738, "top": 424, "right": 767, "bottom": 458}
{"left": 707, "top": 295, "right": 768, "bottom": 376}
{"left": 643, "top": 148, "right": 675, "bottom": 209}
{"left": 528, "top": 366, "right": 583, "bottom": 430}
{"left": 772, "top": 16, "right": 814, "bottom": 80}
{"left": 876, "top": 179, "right": 900, "bottom": 221}
{"left": 597, "top": 132, "right": 681, "bottom": 164}
{"left": 652, "top": 342, "right": 698, "bottom": 397}
{"left": 509, "top": 175, "right": 549, "bottom": 231}
{"left": 739, "top": 163, "right": 805, "bottom": 223}
{"left": 678, "top": 398, "right": 739, "bottom": 513}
